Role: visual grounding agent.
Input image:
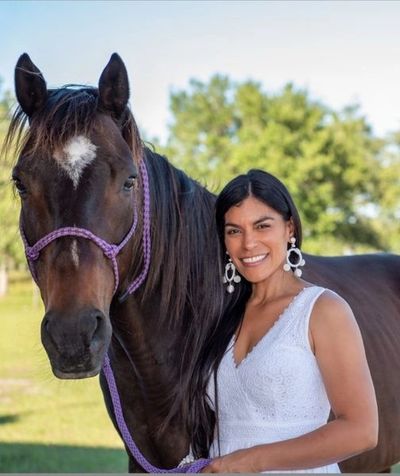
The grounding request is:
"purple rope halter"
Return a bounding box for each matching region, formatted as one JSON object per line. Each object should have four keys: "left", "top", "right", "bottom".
{"left": 119, "top": 157, "right": 152, "bottom": 301}
{"left": 21, "top": 158, "right": 210, "bottom": 473}
{"left": 22, "top": 160, "right": 151, "bottom": 298}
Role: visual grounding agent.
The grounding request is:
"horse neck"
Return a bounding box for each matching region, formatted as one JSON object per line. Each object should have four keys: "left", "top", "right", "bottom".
{"left": 110, "top": 148, "right": 223, "bottom": 408}
{"left": 129, "top": 149, "right": 222, "bottom": 329}
{"left": 111, "top": 294, "right": 175, "bottom": 388}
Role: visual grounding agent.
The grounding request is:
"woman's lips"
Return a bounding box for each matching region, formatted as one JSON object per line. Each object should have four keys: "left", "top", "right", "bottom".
{"left": 240, "top": 254, "right": 268, "bottom": 266}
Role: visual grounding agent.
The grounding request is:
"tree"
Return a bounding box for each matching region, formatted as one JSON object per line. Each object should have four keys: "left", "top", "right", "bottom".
{"left": 371, "top": 131, "right": 400, "bottom": 252}
{"left": 161, "top": 76, "right": 398, "bottom": 254}
{"left": 0, "top": 81, "right": 25, "bottom": 291}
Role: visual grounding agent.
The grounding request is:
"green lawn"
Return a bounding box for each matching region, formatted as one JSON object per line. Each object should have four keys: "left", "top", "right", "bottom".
{"left": 0, "top": 274, "right": 128, "bottom": 472}
{"left": 1, "top": 274, "right": 399, "bottom": 473}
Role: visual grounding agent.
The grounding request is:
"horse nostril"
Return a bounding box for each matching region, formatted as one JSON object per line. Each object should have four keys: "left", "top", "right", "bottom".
{"left": 41, "top": 312, "right": 57, "bottom": 349}
{"left": 91, "top": 311, "right": 106, "bottom": 344}
{"left": 94, "top": 315, "right": 102, "bottom": 337}
{"left": 42, "top": 314, "right": 52, "bottom": 335}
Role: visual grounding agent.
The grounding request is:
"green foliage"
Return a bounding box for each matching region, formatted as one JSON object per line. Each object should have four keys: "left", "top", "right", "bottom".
{"left": 0, "top": 84, "right": 25, "bottom": 270}
{"left": 161, "top": 76, "right": 400, "bottom": 254}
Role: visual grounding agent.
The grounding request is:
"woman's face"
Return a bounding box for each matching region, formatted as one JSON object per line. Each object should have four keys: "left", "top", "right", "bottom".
{"left": 224, "top": 195, "right": 293, "bottom": 284}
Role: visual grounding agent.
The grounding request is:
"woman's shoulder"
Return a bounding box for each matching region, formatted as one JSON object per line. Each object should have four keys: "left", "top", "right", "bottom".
{"left": 313, "top": 287, "right": 352, "bottom": 311}
{"left": 300, "top": 281, "right": 350, "bottom": 311}
{"left": 307, "top": 287, "right": 366, "bottom": 364}
{"left": 308, "top": 286, "right": 357, "bottom": 334}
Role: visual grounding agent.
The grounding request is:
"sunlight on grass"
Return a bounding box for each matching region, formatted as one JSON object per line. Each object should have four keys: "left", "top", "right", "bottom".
{"left": 0, "top": 274, "right": 127, "bottom": 472}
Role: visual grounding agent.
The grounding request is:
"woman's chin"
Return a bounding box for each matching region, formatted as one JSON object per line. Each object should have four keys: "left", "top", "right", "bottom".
{"left": 239, "top": 265, "right": 285, "bottom": 284}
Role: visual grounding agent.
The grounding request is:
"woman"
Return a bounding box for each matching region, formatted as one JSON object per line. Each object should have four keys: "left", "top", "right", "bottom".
{"left": 182, "top": 169, "right": 378, "bottom": 473}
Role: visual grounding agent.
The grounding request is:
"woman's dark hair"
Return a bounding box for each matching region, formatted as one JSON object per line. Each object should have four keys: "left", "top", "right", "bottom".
{"left": 187, "top": 169, "right": 303, "bottom": 458}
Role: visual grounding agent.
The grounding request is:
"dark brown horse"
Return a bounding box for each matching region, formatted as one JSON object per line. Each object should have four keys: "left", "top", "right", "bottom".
{"left": 6, "top": 53, "right": 400, "bottom": 473}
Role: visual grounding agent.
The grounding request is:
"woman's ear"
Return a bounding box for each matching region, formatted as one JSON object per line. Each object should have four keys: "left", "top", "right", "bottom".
{"left": 287, "top": 217, "right": 295, "bottom": 241}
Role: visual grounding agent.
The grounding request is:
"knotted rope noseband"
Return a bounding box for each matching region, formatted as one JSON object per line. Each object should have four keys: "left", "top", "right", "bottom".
{"left": 20, "top": 158, "right": 210, "bottom": 473}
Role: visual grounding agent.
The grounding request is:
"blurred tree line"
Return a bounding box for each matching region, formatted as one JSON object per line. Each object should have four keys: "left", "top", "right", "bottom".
{"left": 158, "top": 75, "right": 400, "bottom": 255}
{"left": 0, "top": 81, "right": 25, "bottom": 293}
{"left": 0, "top": 75, "right": 399, "bottom": 289}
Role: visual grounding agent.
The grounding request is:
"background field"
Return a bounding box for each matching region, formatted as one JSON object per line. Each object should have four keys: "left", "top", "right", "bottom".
{"left": 0, "top": 273, "right": 127, "bottom": 472}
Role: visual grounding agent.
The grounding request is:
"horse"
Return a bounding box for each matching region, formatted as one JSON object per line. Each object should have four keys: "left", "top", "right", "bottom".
{"left": 5, "top": 53, "right": 400, "bottom": 473}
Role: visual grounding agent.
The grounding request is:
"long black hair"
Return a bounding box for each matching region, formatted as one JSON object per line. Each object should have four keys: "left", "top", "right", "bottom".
{"left": 187, "top": 169, "right": 303, "bottom": 458}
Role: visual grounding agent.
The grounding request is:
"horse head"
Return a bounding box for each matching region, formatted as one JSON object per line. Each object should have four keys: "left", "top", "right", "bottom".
{"left": 11, "top": 53, "right": 142, "bottom": 379}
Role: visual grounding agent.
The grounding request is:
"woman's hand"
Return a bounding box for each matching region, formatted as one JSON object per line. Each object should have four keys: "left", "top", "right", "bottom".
{"left": 201, "top": 448, "right": 258, "bottom": 473}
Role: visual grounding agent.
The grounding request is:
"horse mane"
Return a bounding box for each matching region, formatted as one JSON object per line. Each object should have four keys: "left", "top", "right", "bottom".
{"left": 138, "top": 149, "right": 225, "bottom": 433}
{"left": 142, "top": 149, "right": 224, "bottom": 328}
{"left": 3, "top": 85, "right": 142, "bottom": 162}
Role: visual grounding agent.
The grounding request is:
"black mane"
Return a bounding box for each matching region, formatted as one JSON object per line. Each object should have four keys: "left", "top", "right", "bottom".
{"left": 142, "top": 147, "right": 224, "bottom": 342}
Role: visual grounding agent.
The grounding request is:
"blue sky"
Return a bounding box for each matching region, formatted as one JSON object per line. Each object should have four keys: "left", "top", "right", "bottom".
{"left": 1, "top": 1, "right": 400, "bottom": 142}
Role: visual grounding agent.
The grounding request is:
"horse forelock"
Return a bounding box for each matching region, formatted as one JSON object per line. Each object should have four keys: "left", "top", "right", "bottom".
{"left": 5, "top": 85, "right": 143, "bottom": 165}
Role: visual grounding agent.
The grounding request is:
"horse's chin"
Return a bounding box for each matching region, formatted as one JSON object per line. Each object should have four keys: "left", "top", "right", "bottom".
{"left": 53, "top": 367, "right": 101, "bottom": 379}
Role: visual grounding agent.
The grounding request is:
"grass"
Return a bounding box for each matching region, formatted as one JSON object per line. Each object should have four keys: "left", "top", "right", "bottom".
{"left": 1, "top": 273, "right": 399, "bottom": 473}
{"left": 0, "top": 274, "right": 128, "bottom": 472}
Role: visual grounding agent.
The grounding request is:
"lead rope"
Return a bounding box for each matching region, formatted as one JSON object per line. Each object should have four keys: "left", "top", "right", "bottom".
{"left": 102, "top": 355, "right": 210, "bottom": 473}
{"left": 103, "top": 159, "right": 211, "bottom": 473}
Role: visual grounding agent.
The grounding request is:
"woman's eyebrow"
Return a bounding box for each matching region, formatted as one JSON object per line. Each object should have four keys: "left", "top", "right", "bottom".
{"left": 225, "top": 216, "right": 275, "bottom": 228}
{"left": 254, "top": 216, "right": 275, "bottom": 225}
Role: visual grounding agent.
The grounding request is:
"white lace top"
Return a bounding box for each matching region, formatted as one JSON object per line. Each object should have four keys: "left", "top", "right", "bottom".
{"left": 206, "top": 286, "right": 340, "bottom": 473}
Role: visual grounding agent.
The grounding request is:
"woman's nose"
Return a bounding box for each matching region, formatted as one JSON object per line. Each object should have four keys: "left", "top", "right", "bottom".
{"left": 242, "top": 231, "right": 257, "bottom": 250}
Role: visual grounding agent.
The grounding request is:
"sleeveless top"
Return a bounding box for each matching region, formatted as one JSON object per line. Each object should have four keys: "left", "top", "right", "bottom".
{"left": 206, "top": 286, "right": 341, "bottom": 473}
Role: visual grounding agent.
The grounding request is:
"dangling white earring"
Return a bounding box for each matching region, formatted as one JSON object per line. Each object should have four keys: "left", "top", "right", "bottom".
{"left": 283, "top": 237, "right": 305, "bottom": 277}
{"left": 223, "top": 255, "right": 241, "bottom": 293}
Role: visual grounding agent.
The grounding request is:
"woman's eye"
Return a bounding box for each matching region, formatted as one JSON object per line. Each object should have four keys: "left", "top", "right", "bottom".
{"left": 226, "top": 229, "right": 240, "bottom": 235}
{"left": 123, "top": 176, "right": 136, "bottom": 191}
{"left": 257, "top": 223, "right": 270, "bottom": 229}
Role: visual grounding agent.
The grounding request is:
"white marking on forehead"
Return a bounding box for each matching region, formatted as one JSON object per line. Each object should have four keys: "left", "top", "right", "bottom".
{"left": 54, "top": 135, "right": 97, "bottom": 189}
{"left": 71, "top": 239, "right": 79, "bottom": 269}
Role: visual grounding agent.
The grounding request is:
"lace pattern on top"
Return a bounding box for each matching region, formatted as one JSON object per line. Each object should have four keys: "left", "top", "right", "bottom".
{"left": 207, "top": 286, "right": 340, "bottom": 473}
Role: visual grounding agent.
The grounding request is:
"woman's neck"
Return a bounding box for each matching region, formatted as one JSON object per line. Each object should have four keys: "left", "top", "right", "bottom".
{"left": 249, "top": 270, "right": 303, "bottom": 306}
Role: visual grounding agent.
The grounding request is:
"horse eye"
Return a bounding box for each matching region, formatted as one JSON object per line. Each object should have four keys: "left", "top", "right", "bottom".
{"left": 12, "top": 177, "right": 27, "bottom": 197}
{"left": 123, "top": 176, "right": 136, "bottom": 191}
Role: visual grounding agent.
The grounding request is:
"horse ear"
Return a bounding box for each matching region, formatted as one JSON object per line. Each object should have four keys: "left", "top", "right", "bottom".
{"left": 98, "top": 53, "right": 130, "bottom": 120}
{"left": 15, "top": 53, "right": 48, "bottom": 117}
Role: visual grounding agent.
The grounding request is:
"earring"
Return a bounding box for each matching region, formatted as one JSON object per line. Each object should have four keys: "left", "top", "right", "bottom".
{"left": 223, "top": 255, "right": 241, "bottom": 293}
{"left": 283, "top": 237, "right": 305, "bottom": 277}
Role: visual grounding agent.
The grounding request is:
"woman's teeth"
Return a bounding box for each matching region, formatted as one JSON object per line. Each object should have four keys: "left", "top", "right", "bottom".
{"left": 242, "top": 254, "right": 267, "bottom": 264}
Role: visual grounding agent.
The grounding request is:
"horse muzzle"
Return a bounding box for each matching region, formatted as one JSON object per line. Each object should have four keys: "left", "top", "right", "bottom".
{"left": 41, "top": 307, "right": 112, "bottom": 379}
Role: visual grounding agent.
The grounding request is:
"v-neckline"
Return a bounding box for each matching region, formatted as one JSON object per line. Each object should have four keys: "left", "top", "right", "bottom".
{"left": 231, "top": 286, "right": 312, "bottom": 369}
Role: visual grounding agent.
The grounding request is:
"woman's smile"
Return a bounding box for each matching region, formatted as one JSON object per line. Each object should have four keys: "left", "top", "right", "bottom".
{"left": 240, "top": 253, "right": 269, "bottom": 266}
